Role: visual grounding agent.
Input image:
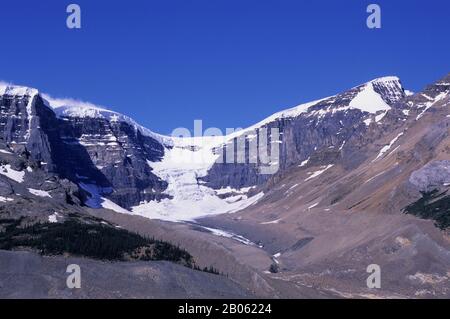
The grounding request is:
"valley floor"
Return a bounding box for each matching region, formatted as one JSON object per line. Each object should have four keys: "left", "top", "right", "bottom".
{"left": 76, "top": 206, "right": 450, "bottom": 298}
{"left": 2, "top": 203, "right": 449, "bottom": 298}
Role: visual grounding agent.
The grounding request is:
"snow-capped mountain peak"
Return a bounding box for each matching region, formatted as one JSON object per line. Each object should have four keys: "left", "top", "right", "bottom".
{"left": 225, "top": 75, "right": 406, "bottom": 140}
{"left": 366, "top": 75, "right": 401, "bottom": 85}
{"left": 42, "top": 94, "right": 170, "bottom": 145}
{"left": 0, "top": 82, "right": 39, "bottom": 99}
{"left": 43, "top": 96, "right": 116, "bottom": 119}
{"left": 358, "top": 76, "right": 405, "bottom": 105}
{"left": 348, "top": 76, "right": 403, "bottom": 114}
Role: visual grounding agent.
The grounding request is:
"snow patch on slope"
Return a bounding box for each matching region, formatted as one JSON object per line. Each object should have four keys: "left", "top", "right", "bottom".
{"left": 0, "top": 196, "right": 14, "bottom": 202}
{"left": 198, "top": 225, "right": 256, "bottom": 245}
{"left": 373, "top": 132, "right": 404, "bottom": 162}
{"left": 28, "top": 188, "right": 52, "bottom": 198}
{"left": 79, "top": 183, "right": 130, "bottom": 214}
{"left": 308, "top": 202, "right": 319, "bottom": 209}
{"left": 215, "top": 186, "right": 254, "bottom": 195}
{"left": 349, "top": 80, "right": 393, "bottom": 114}
{"left": 0, "top": 165, "right": 25, "bottom": 183}
{"left": 299, "top": 158, "right": 310, "bottom": 167}
{"left": 305, "top": 165, "right": 334, "bottom": 181}
{"left": 416, "top": 91, "right": 449, "bottom": 120}
{"left": 48, "top": 212, "right": 61, "bottom": 223}
{"left": 260, "top": 218, "right": 282, "bottom": 225}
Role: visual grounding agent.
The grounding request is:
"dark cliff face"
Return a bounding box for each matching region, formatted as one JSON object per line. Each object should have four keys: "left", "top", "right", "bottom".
{"left": 0, "top": 88, "right": 169, "bottom": 209}
{"left": 0, "top": 92, "right": 111, "bottom": 183}
{"left": 201, "top": 77, "right": 408, "bottom": 189}
{"left": 1, "top": 89, "right": 59, "bottom": 172}
{"left": 56, "top": 113, "right": 169, "bottom": 208}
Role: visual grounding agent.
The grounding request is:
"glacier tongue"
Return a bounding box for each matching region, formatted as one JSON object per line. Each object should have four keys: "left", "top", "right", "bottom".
{"left": 130, "top": 138, "right": 264, "bottom": 222}
{"left": 126, "top": 75, "right": 407, "bottom": 221}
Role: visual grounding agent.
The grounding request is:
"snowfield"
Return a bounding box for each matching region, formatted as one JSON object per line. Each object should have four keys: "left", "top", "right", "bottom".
{"left": 348, "top": 77, "right": 396, "bottom": 114}
{"left": 79, "top": 183, "right": 131, "bottom": 215}
{"left": 28, "top": 188, "right": 52, "bottom": 198}
{"left": 0, "top": 164, "right": 25, "bottom": 183}
{"left": 76, "top": 135, "right": 264, "bottom": 222}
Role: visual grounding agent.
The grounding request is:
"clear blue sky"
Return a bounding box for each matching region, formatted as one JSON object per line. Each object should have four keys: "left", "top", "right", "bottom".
{"left": 0, "top": 0, "right": 449, "bottom": 134}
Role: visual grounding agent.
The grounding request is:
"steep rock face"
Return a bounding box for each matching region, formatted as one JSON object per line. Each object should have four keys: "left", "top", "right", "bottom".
{"left": 56, "top": 112, "right": 169, "bottom": 208}
{"left": 0, "top": 86, "right": 109, "bottom": 185}
{"left": 0, "top": 86, "right": 52, "bottom": 163}
{"left": 0, "top": 86, "right": 37, "bottom": 142}
{"left": 418, "top": 74, "right": 450, "bottom": 101}
{"left": 0, "top": 139, "right": 85, "bottom": 216}
{"left": 0, "top": 85, "right": 169, "bottom": 209}
{"left": 0, "top": 178, "right": 13, "bottom": 196}
{"left": 202, "top": 77, "right": 408, "bottom": 189}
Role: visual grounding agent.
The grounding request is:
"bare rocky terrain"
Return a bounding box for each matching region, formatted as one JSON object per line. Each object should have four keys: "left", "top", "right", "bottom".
{"left": 0, "top": 250, "right": 252, "bottom": 299}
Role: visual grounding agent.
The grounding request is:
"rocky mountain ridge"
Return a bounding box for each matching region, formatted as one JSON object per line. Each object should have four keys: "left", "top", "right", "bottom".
{"left": 0, "top": 74, "right": 448, "bottom": 219}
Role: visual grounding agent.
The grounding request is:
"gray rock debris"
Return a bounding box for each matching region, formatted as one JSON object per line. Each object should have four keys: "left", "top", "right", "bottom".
{"left": 409, "top": 160, "right": 450, "bottom": 192}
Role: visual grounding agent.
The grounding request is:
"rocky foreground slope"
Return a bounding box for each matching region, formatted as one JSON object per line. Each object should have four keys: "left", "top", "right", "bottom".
{"left": 0, "top": 250, "right": 251, "bottom": 299}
